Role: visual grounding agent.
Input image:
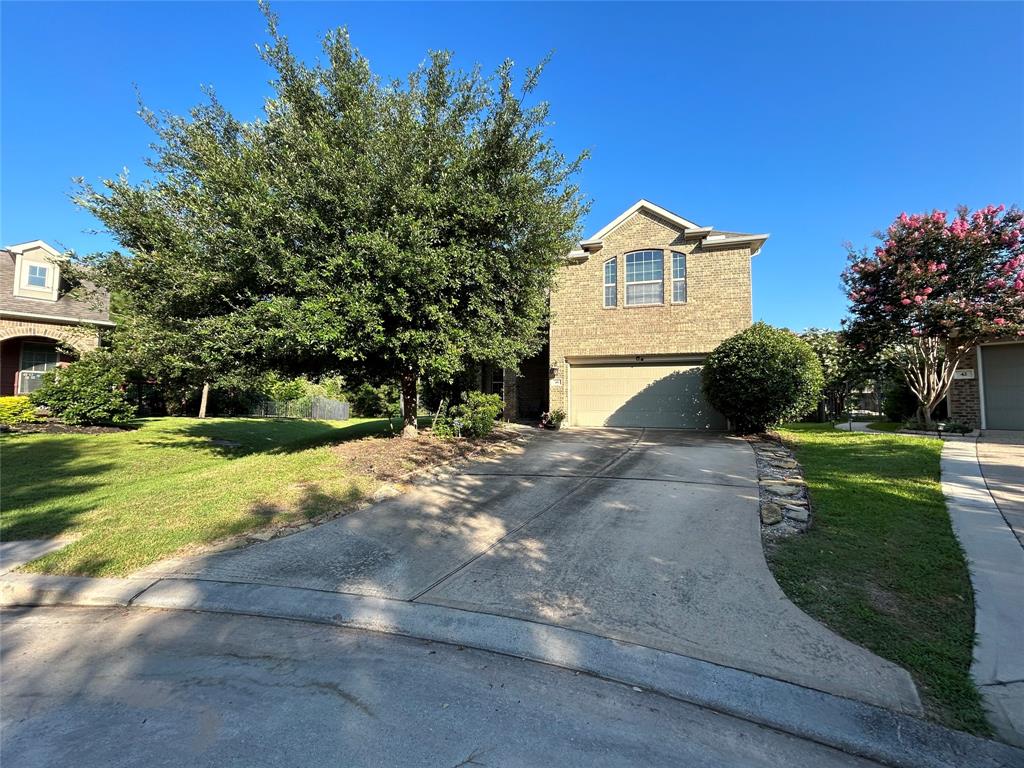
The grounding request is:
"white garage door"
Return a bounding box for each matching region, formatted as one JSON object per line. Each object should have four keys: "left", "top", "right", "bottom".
{"left": 569, "top": 362, "right": 726, "bottom": 429}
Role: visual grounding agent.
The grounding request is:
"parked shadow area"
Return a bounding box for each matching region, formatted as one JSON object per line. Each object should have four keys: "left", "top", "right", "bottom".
{"left": 596, "top": 369, "right": 726, "bottom": 430}
{"left": 0, "top": 435, "right": 117, "bottom": 540}
{"left": 138, "top": 416, "right": 417, "bottom": 458}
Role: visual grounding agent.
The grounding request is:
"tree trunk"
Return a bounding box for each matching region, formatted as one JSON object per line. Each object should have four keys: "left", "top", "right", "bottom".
{"left": 198, "top": 382, "right": 210, "bottom": 419}
{"left": 900, "top": 337, "right": 972, "bottom": 429}
{"left": 400, "top": 369, "right": 418, "bottom": 438}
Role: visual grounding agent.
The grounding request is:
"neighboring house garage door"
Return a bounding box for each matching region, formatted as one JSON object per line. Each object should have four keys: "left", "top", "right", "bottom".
{"left": 982, "top": 344, "right": 1024, "bottom": 430}
{"left": 570, "top": 362, "right": 726, "bottom": 429}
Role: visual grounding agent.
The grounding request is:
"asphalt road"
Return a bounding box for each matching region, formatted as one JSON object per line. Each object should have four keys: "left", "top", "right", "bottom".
{"left": 1, "top": 606, "right": 883, "bottom": 768}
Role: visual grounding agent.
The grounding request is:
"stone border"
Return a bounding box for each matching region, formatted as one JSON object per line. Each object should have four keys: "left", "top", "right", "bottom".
{"left": 3, "top": 574, "right": 1021, "bottom": 768}
{"left": 746, "top": 435, "right": 812, "bottom": 537}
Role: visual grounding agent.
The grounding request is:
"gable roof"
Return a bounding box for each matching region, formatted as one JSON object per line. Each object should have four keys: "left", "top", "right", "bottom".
{"left": 569, "top": 200, "right": 769, "bottom": 260}
{"left": 3, "top": 240, "right": 64, "bottom": 259}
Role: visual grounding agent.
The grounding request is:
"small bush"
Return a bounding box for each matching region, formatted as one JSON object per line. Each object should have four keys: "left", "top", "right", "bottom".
{"left": 882, "top": 379, "right": 918, "bottom": 423}
{"left": 348, "top": 382, "right": 401, "bottom": 418}
{"left": 702, "top": 322, "right": 824, "bottom": 434}
{"left": 0, "top": 396, "right": 38, "bottom": 425}
{"left": 434, "top": 391, "right": 504, "bottom": 438}
{"left": 539, "top": 409, "right": 566, "bottom": 430}
{"left": 31, "top": 350, "right": 136, "bottom": 425}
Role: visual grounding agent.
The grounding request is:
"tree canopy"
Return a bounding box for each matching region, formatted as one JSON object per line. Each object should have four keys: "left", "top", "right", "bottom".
{"left": 843, "top": 205, "right": 1024, "bottom": 425}
{"left": 75, "top": 4, "right": 588, "bottom": 432}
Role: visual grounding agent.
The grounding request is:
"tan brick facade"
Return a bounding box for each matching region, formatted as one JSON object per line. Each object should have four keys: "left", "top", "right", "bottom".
{"left": 948, "top": 346, "right": 981, "bottom": 428}
{"left": 547, "top": 209, "right": 753, "bottom": 413}
{"left": 0, "top": 318, "right": 100, "bottom": 355}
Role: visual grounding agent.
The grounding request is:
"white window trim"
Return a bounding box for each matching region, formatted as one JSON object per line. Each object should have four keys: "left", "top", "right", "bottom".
{"left": 603, "top": 257, "right": 618, "bottom": 309}
{"left": 624, "top": 250, "right": 665, "bottom": 307}
{"left": 671, "top": 251, "right": 687, "bottom": 304}
{"left": 13, "top": 255, "right": 60, "bottom": 301}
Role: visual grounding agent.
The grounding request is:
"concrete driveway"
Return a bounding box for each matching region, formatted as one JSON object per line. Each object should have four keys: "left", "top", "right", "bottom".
{"left": 161, "top": 428, "right": 919, "bottom": 713}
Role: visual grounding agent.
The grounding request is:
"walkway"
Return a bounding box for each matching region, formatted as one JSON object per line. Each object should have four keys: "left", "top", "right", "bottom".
{"left": 942, "top": 435, "right": 1024, "bottom": 747}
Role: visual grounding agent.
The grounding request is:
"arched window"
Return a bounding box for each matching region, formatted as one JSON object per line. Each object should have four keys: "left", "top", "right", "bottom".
{"left": 624, "top": 250, "right": 664, "bottom": 306}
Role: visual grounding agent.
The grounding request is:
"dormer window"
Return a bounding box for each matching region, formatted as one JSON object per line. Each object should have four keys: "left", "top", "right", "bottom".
{"left": 27, "top": 264, "right": 48, "bottom": 288}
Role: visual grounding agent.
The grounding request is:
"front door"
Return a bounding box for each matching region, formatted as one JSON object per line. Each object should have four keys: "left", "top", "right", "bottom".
{"left": 18, "top": 342, "right": 59, "bottom": 394}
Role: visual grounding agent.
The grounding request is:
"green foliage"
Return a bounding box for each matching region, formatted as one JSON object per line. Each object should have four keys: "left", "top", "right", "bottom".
{"left": 882, "top": 379, "right": 919, "bottom": 423}
{"left": 800, "top": 328, "right": 874, "bottom": 421}
{"left": 0, "top": 396, "right": 38, "bottom": 425}
{"left": 702, "top": 323, "right": 824, "bottom": 434}
{"left": 73, "top": 5, "right": 588, "bottom": 433}
{"left": 434, "top": 391, "right": 504, "bottom": 438}
{"left": 348, "top": 382, "right": 401, "bottom": 418}
{"left": 30, "top": 351, "right": 136, "bottom": 426}
{"left": 539, "top": 408, "right": 565, "bottom": 430}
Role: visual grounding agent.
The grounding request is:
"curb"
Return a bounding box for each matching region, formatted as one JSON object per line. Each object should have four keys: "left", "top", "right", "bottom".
{"left": 3, "top": 574, "right": 1022, "bottom": 768}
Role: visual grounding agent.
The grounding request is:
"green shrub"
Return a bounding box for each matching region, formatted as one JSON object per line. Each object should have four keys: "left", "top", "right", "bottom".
{"left": 434, "top": 391, "right": 504, "bottom": 438}
{"left": 882, "top": 379, "right": 918, "bottom": 423}
{"left": 0, "top": 396, "right": 38, "bottom": 425}
{"left": 539, "top": 409, "right": 566, "bottom": 430}
{"left": 348, "top": 382, "right": 401, "bottom": 418}
{"left": 702, "top": 322, "right": 824, "bottom": 434}
{"left": 31, "top": 350, "right": 136, "bottom": 425}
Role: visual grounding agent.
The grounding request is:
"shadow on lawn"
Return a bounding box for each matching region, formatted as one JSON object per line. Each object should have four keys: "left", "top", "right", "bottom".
{"left": 136, "top": 417, "right": 430, "bottom": 458}
{"left": 0, "top": 436, "right": 117, "bottom": 540}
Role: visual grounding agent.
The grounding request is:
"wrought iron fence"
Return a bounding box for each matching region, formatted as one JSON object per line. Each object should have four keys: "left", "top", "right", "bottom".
{"left": 249, "top": 396, "right": 350, "bottom": 421}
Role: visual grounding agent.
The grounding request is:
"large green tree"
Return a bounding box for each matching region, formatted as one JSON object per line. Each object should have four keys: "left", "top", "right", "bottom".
{"left": 76, "top": 5, "right": 587, "bottom": 432}
{"left": 800, "top": 328, "right": 873, "bottom": 421}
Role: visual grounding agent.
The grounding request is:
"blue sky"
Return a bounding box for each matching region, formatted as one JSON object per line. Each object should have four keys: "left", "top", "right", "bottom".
{"left": 2, "top": 2, "right": 1022, "bottom": 330}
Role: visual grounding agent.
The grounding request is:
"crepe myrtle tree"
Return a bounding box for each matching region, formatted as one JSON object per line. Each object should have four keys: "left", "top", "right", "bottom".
{"left": 74, "top": 3, "right": 588, "bottom": 434}
{"left": 843, "top": 205, "right": 1024, "bottom": 427}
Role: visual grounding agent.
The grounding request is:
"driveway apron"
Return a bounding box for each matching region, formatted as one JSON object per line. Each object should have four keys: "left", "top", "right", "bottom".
{"left": 164, "top": 428, "right": 919, "bottom": 713}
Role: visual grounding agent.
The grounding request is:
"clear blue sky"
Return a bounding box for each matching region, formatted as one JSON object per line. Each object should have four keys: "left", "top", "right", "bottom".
{"left": 3, "top": 2, "right": 1022, "bottom": 330}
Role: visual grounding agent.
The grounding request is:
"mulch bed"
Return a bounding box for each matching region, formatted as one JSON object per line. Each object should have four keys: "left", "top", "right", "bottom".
{"left": 1, "top": 420, "right": 136, "bottom": 435}
{"left": 332, "top": 426, "right": 525, "bottom": 482}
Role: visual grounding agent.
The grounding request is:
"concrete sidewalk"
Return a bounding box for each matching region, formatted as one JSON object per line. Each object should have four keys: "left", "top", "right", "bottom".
{"left": 942, "top": 437, "right": 1024, "bottom": 748}
{"left": 3, "top": 573, "right": 1023, "bottom": 768}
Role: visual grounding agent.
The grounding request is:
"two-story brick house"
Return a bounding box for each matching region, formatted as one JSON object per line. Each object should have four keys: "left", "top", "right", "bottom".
{"left": 503, "top": 200, "right": 768, "bottom": 429}
{"left": 1, "top": 240, "right": 114, "bottom": 395}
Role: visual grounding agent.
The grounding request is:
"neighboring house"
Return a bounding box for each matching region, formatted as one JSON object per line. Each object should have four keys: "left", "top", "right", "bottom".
{"left": 1, "top": 240, "right": 114, "bottom": 395}
{"left": 502, "top": 200, "right": 768, "bottom": 429}
{"left": 948, "top": 342, "right": 1024, "bottom": 430}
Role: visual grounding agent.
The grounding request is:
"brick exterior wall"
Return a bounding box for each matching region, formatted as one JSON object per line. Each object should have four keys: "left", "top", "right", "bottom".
{"left": 547, "top": 209, "right": 753, "bottom": 413}
{"left": 948, "top": 366, "right": 982, "bottom": 428}
{"left": 0, "top": 318, "right": 101, "bottom": 354}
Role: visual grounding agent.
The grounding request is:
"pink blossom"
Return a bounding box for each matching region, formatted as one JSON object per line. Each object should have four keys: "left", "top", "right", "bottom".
{"left": 994, "top": 317, "right": 1007, "bottom": 326}
{"left": 901, "top": 298, "right": 912, "bottom": 305}
{"left": 914, "top": 295, "right": 925, "bottom": 304}
{"left": 922, "top": 286, "right": 933, "bottom": 295}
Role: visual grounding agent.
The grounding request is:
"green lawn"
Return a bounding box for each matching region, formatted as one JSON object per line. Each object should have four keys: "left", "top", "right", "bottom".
{"left": 770, "top": 423, "right": 987, "bottom": 734}
{"left": 866, "top": 421, "right": 903, "bottom": 432}
{"left": 1, "top": 416, "right": 407, "bottom": 577}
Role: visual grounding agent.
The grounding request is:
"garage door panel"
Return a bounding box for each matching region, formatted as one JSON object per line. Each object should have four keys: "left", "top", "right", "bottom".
{"left": 983, "top": 344, "right": 1024, "bottom": 430}
{"left": 571, "top": 363, "right": 725, "bottom": 430}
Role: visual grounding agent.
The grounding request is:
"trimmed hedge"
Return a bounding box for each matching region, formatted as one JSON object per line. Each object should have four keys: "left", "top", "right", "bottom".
{"left": 702, "top": 322, "right": 823, "bottom": 434}
{"left": 0, "top": 396, "right": 38, "bottom": 425}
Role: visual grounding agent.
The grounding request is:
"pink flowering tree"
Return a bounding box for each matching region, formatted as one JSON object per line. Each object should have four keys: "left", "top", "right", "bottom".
{"left": 843, "top": 205, "right": 1024, "bottom": 427}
